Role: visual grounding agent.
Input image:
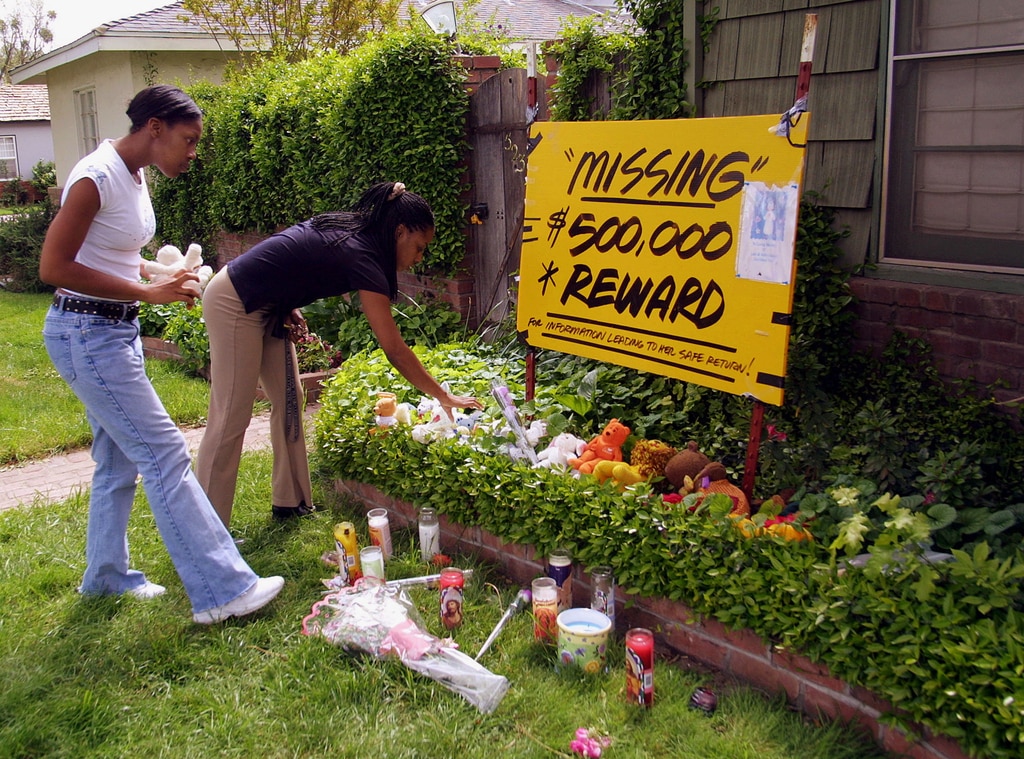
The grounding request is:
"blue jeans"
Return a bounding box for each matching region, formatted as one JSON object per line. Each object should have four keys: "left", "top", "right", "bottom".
{"left": 42, "top": 305, "right": 259, "bottom": 613}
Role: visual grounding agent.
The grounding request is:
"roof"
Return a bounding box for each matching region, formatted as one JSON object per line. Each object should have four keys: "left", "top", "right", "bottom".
{"left": 11, "top": 1, "right": 239, "bottom": 83}
{"left": 0, "top": 85, "right": 50, "bottom": 121}
{"left": 87, "top": 0, "right": 228, "bottom": 38}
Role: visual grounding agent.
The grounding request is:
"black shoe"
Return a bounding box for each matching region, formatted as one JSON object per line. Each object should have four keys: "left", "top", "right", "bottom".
{"left": 272, "top": 501, "right": 315, "bottom": 521}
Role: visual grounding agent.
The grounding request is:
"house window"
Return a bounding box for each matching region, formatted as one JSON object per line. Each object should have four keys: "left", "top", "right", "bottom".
{"left": 76, "top": 88, "right": 99, "bottom": 156}
{"left": 0, "top": 136, "right": 16, "bottom": 178}
{"left": 883, "top": 1, "right": 1024, "bottom": 273}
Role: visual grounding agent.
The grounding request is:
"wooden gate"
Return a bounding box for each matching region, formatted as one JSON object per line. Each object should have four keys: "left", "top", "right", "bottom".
{"left": 465, "top": 68, "right": 531, "bottom": 327}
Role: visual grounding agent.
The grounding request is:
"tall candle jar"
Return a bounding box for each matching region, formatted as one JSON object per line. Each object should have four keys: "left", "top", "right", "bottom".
{"left": 625, "top": 627, "right": 654, "bottom": 707}
{"left": 546, "top": 548, "right": 573, "bottom": 613}
{"left": 418, "top": 507, "right": 440, "bottom": 562}
{"left": 367, "top": 507, "right": 393, "bottom": 559}
{"left": 589, "top": 565, "right": 615, "bottom": 629}
{"left": 531, "top": 576, "right": 559, "bottom": 642}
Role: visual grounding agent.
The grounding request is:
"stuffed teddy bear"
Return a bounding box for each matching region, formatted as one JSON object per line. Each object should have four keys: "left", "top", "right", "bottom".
{"left": 688, "top": 460, "right": 750, "bottom": 516}
{"left": 568, "top": 419, "right": 631, "bottom": 475}
{"left": 142, "top": 243, "right": 213, "bottom": 296}
{"left": 664, "top": 441, "right": 711, "bottom": 493}
{"left": 535, "top": 432, "right": 587, "bottom": 469}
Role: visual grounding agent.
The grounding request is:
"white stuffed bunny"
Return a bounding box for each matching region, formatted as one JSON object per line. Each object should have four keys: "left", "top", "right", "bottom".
{"left": 142, "top": 243, "right": 213, "bottom": 296}
{"left": 535, "top": 432, "right": 588, "bottom": 469}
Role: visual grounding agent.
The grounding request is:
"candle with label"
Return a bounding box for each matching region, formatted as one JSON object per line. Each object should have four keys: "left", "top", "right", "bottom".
{"left": 625, "top": 627, "right": 654, "bottom": 707}
{"left": 531, "top": 576, "right": 558, "bottom": 642}
{"left": 546, "top": 548, "right": 573, "bottom": 613}
{"left": 367, "top": 508, "right": 392, "bottom": 559}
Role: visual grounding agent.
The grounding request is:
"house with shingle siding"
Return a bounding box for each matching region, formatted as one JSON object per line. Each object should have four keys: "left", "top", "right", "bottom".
{"left": 0, "top": 84, "right": 53, "bottom": 182}
{"left": 695, "top": 1, "right": 1024, "bottom": 411}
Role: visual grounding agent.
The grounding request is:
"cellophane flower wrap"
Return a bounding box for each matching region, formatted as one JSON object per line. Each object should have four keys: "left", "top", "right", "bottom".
{"left": 302, "top": 581, "right": 509, "bottom": 713}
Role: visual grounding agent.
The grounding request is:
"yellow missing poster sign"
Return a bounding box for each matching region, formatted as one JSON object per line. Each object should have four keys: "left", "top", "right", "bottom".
{"left": 517, "top": 114, "right": 809, "bottom": 406}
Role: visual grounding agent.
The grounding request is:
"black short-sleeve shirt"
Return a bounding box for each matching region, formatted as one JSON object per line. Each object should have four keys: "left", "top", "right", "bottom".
{"left": 227, "top": 221, "right": 390, "bottom": 315}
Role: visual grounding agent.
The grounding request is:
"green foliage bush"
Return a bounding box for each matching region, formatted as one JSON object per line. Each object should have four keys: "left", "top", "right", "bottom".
{"left": 314, "top": 344, "right": 1024, "bottom": 759}
{"left": 152, "top": 31, "right": 471, "bottom": 275}
{"left": 160, "top": 301, "right": 210, "bottom": 377}
{"left": 0, "top": 202, "right": 56, "bottom": 293}
{"left": 613, "top": 0, "right": 693, "bottom": 120}
{"left": 30, "top": 160, "right": 56, "bottom": 198}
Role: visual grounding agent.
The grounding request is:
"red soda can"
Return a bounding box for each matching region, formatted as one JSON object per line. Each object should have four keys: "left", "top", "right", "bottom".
{"left": 439, "top": 568, "right": 465, "bottom": 630}
{"left": 625, "top": 627, "right": 654, "bottom": 707}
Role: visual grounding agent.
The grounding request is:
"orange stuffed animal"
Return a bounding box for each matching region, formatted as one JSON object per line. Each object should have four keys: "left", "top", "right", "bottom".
{"left": 568, "top": 419, "right": 631, "bottom": 475}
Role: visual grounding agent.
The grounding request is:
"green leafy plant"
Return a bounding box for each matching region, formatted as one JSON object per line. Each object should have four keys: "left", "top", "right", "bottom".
{"left": 161, "top": 301, "right": 210, "bottom": 377}
{"left": 545, "top": 16, "right": 632, "bottom": 122}
{"left": 315, "top": 343, "right": 1024, "bottom": 759}
{"left": 0, "top": 201, "right": 56, "bottom": 293}
{"left": 613, "top": 0, "right": 693, "bottom": 120}
{"left": 137, "top": 301, "right": 179, "bottom": 338}
{"left": 294, "top": 331, "right": 342, "bottom": 373}
{"left": 29, "top": 160, "right": 55, "bottom": 198}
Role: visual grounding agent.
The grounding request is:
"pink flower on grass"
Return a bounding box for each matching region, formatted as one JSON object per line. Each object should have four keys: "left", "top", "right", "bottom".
{"left": 766, "top": 424, "right": 788, "bottom": 441}
{"left": 570, "top": 727, "right": 613, "bottom": 758}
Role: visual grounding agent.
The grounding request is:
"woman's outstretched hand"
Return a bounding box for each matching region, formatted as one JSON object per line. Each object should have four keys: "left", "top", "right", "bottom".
{"left": 441, "top": 393, "right": 484, "bottom": 413}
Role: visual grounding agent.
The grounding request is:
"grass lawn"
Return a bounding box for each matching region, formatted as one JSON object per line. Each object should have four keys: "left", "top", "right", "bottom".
{"left": 0, "top": 291, "right": 211, "bottom": 464}
{"left": 0, "top": 451, "right": 891, "bottom": 759}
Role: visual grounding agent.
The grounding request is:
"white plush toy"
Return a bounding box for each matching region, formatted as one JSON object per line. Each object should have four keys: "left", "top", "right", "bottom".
{"left": 535, "top": 432, "right": 588, "bottom": 469}
{"left": 142, "top": 243, "right": 213, "bottom": 296}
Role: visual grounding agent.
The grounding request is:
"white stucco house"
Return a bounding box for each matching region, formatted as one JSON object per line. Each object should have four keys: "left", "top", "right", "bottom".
{"left": 9, "top": 2, "right": 250, "bottom": 188}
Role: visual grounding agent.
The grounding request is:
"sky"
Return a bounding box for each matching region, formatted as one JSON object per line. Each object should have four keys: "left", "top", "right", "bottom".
{"left": 40, "top": 0, "right": 168, "bottom": 48}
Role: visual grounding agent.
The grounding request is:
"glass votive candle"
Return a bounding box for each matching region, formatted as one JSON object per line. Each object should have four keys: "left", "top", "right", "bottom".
{"left": 360, "top": 545, "right": 385, "bottom": 582}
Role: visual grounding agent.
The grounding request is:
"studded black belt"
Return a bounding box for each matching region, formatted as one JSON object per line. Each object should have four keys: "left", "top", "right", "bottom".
{"left": 52, "top": 294, "right": 140, "bottom": 321}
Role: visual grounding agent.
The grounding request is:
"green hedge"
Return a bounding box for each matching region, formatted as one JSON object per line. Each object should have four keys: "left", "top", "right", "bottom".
{"left": 152, "top": 31, "right": 471, "bottom": 275}
{"left": 314, "top": 344, "right": 1024, "bottom": 759}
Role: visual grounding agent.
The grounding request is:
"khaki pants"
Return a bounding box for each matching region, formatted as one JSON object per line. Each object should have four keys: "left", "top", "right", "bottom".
{"left": 195, "top": 269, "right": 312, "bottom": 526}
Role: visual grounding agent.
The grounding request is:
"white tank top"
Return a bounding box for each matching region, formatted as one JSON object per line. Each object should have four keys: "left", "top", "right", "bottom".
{"left": 61, "top": 139, "right": 155, "bottom": 298}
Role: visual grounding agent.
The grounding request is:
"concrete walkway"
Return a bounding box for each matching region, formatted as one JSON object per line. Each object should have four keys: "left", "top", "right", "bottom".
{"left": 0, "top": 406, "right": 317, "bottom": 512}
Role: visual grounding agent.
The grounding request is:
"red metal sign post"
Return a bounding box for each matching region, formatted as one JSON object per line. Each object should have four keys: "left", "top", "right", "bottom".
{"left": 740, "top": 13, "right": 817, "bottom": 505}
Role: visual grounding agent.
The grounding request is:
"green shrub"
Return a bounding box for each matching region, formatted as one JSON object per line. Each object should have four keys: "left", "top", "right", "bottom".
{"left": 0, "top": 202, "right": 56, "bottom": 293}
{"left": 137, "top": 302, "right": 179, "bottom": 338}
{"left": 160, "top": 301, "right": 209, "bottom": 377}
{"left": 30, "top": 160, "right": 56, "bottom": 199}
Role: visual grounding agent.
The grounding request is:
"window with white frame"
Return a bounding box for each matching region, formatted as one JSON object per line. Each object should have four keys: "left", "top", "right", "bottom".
{"left": 76, "top": 88, "right": 99, "bottom": 156}
{"left": 883, "top": 1, "right": 1024, "bottom": 273}
{"left": 0, "top": 136, "right": 16, "bottom": 179}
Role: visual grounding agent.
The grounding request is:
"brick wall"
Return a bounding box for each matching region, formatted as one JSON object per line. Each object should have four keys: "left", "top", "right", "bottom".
{"left": 335, "top": 479, "right": 974, "bottom": 759}
{"left": 849, "top": 277, "right": 1024, "bottom": 412}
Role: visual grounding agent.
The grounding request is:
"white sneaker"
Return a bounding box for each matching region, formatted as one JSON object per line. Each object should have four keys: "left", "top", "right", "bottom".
{"left": 192, "top": 576, "right": 285, "bottom": 625}
{"left": 126, "top": 581, "right": 166, "bottom": 599}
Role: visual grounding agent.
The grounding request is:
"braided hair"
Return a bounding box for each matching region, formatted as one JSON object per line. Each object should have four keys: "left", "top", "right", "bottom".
{"left": 310, "top": 182, "right": 435, "bottom": 299}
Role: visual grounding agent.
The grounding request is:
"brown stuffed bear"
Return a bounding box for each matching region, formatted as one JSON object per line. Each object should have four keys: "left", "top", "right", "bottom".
{"left": 664, "top": 441, "right": 710, "bottom": 491}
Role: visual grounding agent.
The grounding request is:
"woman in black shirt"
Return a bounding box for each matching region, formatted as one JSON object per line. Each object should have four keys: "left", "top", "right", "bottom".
{"left": 196, "top": 182, "right": 482, "bottom": 527}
